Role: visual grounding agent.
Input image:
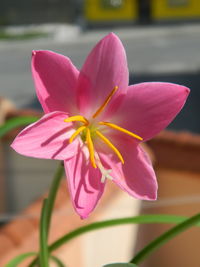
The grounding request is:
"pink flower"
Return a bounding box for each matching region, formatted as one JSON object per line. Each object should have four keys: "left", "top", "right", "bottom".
{"left": 11, "top": 33, "right": 189, "bottom": 219}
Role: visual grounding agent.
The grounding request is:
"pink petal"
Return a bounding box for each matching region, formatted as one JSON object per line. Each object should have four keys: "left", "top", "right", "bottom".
{"left": 32, "top": 50, "right": 79, "bottom": 114}
{"left": 77, "top": 33, "right": 129, "bottom": 119}
{"left": 99, "top": 140, "right": 157, "bottom": 200}
{"left": 64, "top": 147, "right": 105, "bottom": 219}
{"left": 11, "top": 112, "right": 79, "bottom": 160}
{"left": 113, "top": 82, "right": 190, "bottom": 141}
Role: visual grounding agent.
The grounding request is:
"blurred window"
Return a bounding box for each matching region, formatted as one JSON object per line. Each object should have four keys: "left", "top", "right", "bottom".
{"left": 101, "top": 0, "right": 124, "bottom": 9}
{"left": 168, "top": 0, "right": 189, "bottom": 7}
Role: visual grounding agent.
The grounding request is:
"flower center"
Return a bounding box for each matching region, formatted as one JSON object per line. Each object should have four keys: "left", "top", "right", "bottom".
{"left": 64, "top": 86, "right": 143, "bottom": 179}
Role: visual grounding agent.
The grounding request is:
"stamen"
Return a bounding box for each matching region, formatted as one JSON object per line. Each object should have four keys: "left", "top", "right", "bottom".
{"left": 96, "top": 130, "right": 124, "bottom": 164}
{"left": 69, "top": 126, "right": 86, "bottom": 143}
{"left": 99, "top": 122, "right": 143, "bottom": 141}
{"left": 86, "top": 128, "right": 97, "bottom": 168}
{"left": 92, "top": 86, "right": 118, "bottom": 119}
{"left": 64, "top": 115, "right": 89, "bottom": 125}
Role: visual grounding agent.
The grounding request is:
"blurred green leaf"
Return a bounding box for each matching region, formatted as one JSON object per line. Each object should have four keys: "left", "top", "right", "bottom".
{"left": 130, "top": 213, "right": 200, "bottom": 264}
{"left": 49, "top": 214, "right": 200, "bottom": 252}
{"left": 50, "top": 255, "right": 66, "bottom": 267}
{"left": 0, "top": 116, "right": 38, "bottom": 138}
{"left": 0, "top": 30, "right": 48, "bottom": 40}
{"left": 5, "top": 252, "right": 37, "bottom": 267}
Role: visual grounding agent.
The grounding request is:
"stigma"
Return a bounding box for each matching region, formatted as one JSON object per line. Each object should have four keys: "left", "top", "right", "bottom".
{"left": 64, "top": 85, "right": 143, "bottom": 177}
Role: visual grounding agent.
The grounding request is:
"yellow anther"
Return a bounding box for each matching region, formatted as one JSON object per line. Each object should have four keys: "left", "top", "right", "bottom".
{"left": 92, "top": 86, "right": 118, "bottom": 118}
{"left": 86, "top": 128, "right": 97, "bottom": 168}
{"left": 69, "top": 126, "right": 86, "bottom": 143}
{"left": 99, "top": 122, "right": 143, "bottom": 141}
{"left": 96, "top": 130, "right": 124, "bottom": 164}
{"left": 64, "top": 115, "right": 89, "bottom": 125}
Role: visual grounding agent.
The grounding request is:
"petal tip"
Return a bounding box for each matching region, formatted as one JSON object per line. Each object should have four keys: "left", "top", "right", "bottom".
{"left": 80, "top": 214, "right": 89, "bottom": 220}
{"left": 149, "top": 187, "right": 158, "bottom": 200}
{"left": 106, "top": 32, "right": 121, "bottom": 42}
{"left": 151, "top": 193, "right": 157, "bottom": 201}
{"left": 185, "top": 86, "right": 190, "bottom": 95}
{"left": 179, "top": 85, "right": 190, "bottom": 100}
{"left": 10, "top": 139, "right": 18, "bottom": 150}
{"left": 10, "top": 142, "right": 15, "bottom": 150}
{"left": 32, "top": 50, "right": 53, "bottom": 59}
{"left": 176, "top": 83, "right": 190, "bottom": 95}
{"left": 10, "top": 140, "right": 23, "bottom": 156}
{"left": 32, "top": 50, "right": 37, "bottom": 56}
{"left": 32, "top": 50, "right": 43, "bottom": 61}
{"left": 108, "top": 32, "right": 118, "bottom": 38}
{"left": 143, "top": 191, "right": 157, "bottom": 201}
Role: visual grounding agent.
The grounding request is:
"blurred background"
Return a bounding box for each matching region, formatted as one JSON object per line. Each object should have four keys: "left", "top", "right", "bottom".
{"left": 0, "top": 0, "right": 200, "bottom": 266}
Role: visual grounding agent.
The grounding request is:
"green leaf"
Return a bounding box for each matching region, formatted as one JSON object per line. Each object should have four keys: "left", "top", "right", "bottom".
{"left": 28, "top": 214, "right": 200, "bottom": 266}
{"left": 46, "top": 164, "right": 64, "bottom": 234}
{"left": 5, "top": 252, "right": 37, "bottom": 267}
{"left": 104, "top": 264, "right": 138, "bottom": 267}
{"left": 49, "top": 214, "right": 200, "bottom": 252}
{"left": 0, "top": 116, "right": 38, "bottom": 138}
{"left": 39, "top": 198, "right": 49, "bottom": 267}
{"left": 50, "top": 255, "right": 66, "bottom": 267}
{"left": 130, "top": 213, "right": 200, "bottom": 264}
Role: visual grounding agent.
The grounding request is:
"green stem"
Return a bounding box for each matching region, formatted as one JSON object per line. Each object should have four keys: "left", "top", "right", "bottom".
{"left": 130, "top": 213, "right": 200, "bottom": 264}
{"left": 39, "top": 199, "right": 49, "bottom": 267}
{"left": 48, "top": 214, "right": 194, "bottom": 252}
{"left": 46, "top": 163, "right": 64, "bottom": 233}
{"left": 28, "top": 163, "right": 64, "bottom": 267}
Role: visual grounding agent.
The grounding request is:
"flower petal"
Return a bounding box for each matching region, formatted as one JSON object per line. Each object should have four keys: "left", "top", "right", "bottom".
{"left": 113, "top": 82, "right": 190, "bottom": 141}
{"left": 77, "top": 33, "right": 129, "bottom": 118}
{"left": 32, "top": 50, "right": 79, "bottom": 114}
{"left": 99, "top": 139, "right": 157, "bottom": 200}
{"left": 64, "top": 146, "right": 105, "bottom": 219}
{"left": 11, "top": 112, "right": 78, "bottom": 160}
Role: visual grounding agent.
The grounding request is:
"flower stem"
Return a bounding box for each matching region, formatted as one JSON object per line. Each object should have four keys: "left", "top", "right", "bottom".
{"left": 130, "top": 213, "right": 200, "bottom": 264}
{"left": 39, "top": 199, "right": 49, "bottom": 267}
{"left": 28, "top": 163, "right": 64, "bottom": 267}
{"left": 45, "top": 163, "right": 64, "bottom": 234}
